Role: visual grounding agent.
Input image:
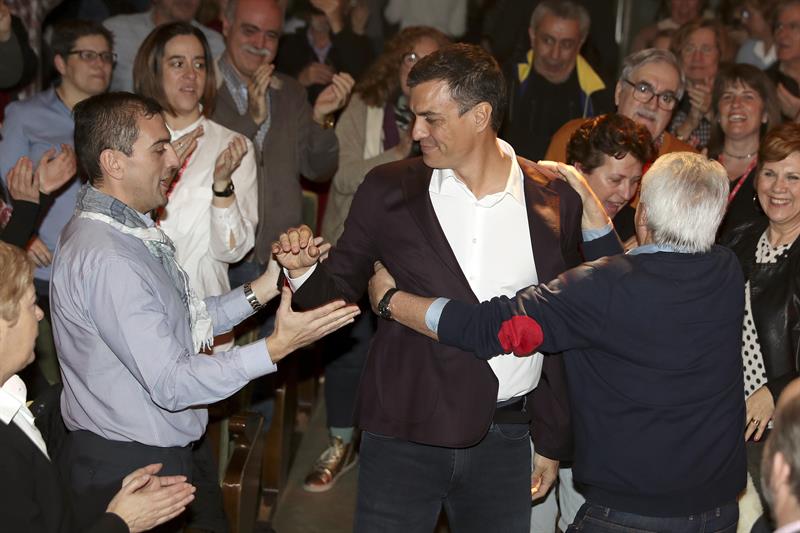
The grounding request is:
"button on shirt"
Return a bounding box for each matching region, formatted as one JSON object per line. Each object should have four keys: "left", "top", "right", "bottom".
{"left": 429, "top": 139, "right": 541, "bottom": 401}
{"left": 0, "top": 375, "right": 49, "bottom": 459}
{"left": 0, "top": 88, "right": 80, "bottom": 281}
{"left": 51, "top": 209, "right": 276, "bottom": 447}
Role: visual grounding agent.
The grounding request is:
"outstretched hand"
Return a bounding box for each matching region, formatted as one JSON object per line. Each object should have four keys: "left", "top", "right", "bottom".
{"left": 266, "top": 286, "right": 361, "bottom": 363}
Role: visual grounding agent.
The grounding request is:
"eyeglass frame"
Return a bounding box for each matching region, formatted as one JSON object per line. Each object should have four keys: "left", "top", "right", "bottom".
{"left": 622, "top": 79, "right": 679, "bottom": 111}
{"left": 66, "top": 49, "right": 118, "bottom": 65}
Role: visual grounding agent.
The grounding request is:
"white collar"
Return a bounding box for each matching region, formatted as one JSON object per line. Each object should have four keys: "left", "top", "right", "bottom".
{"left": 428, "top": 138, "right": 524, "bottom": 206}
{"left": 0, "top": 375, "right": 28, "bottom": 425}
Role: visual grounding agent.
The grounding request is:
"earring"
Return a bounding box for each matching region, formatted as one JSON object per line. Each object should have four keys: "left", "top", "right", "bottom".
{"left": 753, "top": 193, "right": 763, "bottom": 212}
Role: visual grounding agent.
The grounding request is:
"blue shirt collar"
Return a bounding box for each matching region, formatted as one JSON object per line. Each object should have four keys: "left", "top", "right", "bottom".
{"left": 627, "top": 243, "right": 683, "bottom": 255}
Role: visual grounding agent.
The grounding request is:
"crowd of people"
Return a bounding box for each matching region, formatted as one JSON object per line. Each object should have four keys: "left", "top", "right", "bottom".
{"left": 4, "top": 0, "right": 800, "bottom": 532}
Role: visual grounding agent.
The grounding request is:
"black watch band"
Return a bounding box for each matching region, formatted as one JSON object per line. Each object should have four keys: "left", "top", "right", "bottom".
{"left": 377, "top": 288, "right": 399, "bottom": 320}
{"left": 212, "top": 181, "right": 235, "bottom": 197}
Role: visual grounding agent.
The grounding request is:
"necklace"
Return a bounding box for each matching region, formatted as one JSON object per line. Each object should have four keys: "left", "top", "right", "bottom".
{"left": 723, "top": 148, "right": 756, "bottom": 160}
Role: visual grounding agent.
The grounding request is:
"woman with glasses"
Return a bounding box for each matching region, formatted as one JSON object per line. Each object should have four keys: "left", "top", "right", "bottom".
{"left": 669, "top": 19, "right": 730, "bottom": 150}
{"left": 735, "top": 1, "right": 778, "bottom": 70}
{"left": 709, "top": 63, "right": 780, "bottom": 240}
{"left": 301, "top": 26, "right": 450, "bottom": 494}
{"left": 133, "top": 22, "right": 257, "bottom": 350}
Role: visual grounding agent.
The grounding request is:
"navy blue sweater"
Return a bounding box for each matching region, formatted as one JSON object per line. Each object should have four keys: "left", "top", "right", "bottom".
{"left": 440, "top": 246, "right": 746, "bottom": 517}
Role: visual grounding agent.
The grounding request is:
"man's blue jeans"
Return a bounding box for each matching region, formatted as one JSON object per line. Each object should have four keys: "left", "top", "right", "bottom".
{"left": 355, "top": 423, "right": 532, "bottom": 533}
{"left": 567, "top": 500, "right": 738, "bottom": 533}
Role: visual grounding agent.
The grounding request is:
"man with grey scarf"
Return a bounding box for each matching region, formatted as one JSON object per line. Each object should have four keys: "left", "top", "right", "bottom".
{"left": 49, "top": 92, "right": 360, "bottom": 532}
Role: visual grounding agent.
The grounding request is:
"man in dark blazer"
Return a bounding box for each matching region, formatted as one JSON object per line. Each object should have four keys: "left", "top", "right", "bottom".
{"left": 273, "top": 44, "right": 621, "bottom": 532}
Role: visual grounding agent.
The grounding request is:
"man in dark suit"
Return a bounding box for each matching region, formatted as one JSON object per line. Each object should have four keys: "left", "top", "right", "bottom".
{"left": 273, "top": 44, "right": 620, "bottom": 532}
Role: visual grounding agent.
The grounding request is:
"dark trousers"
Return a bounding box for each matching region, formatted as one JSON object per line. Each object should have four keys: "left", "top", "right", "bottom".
{"left": 355, "top": 423, "right": 532, "bottom": 533}
{"left": 324, "top": 305, "right": 374, "bottom": 428}
{"left": 567, "top": 501, "right": 738, "bottom": 533}
{"left": 58, "top": 430, "right": 228, "bottom": 532}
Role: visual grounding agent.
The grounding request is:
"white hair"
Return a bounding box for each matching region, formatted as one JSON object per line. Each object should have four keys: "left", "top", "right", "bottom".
{"left": 640, "top": 152, "right": 728, "bottom": 253}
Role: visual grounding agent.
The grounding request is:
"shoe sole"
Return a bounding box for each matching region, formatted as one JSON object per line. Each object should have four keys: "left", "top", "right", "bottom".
{"left": 302, "top": 455, "right": 359, "bottom": 493}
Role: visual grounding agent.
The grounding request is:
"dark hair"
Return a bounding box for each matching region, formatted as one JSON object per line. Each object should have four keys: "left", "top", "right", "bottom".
{"left": 133, "top": 22, "right": 217, "bottom": 118}
{"left": 566, "top": 113, "right": 655, "bottom": 172}
{"left": 356, "top": 26, "right": 450, "bottom": 108}
{"left": 708, "top": 63, "right": 780, "bottom": 159}
{"left": 73, "top": 92, "right": 163, "bottom": 186}
{"left": 51, "top": 19, "right": 114, "bottom": 60}
{"left": 407, "top": 43, "right": 506, "bottom": 131}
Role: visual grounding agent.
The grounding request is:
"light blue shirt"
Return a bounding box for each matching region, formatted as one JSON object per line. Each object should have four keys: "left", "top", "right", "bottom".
{"left": 51, "top": 209, "right": 276, "bottom": 447}
{"left": 0, "top": 88, "right": 80, "bottom": 281}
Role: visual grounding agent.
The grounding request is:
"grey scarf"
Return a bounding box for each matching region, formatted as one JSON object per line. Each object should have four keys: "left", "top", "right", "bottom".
{"left": 75, "top": 184, "right": 213, "bottom": 351}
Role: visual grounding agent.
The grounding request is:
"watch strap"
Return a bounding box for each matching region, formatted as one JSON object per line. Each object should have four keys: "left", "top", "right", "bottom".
{"left": 243, "top": 282, "right": 263, "bottom": 311}
{"left": 212, "top": 181, "right": 235, "bottom": 197}
{"left": 377, "top": 288, "right": 399, "bottom": 320}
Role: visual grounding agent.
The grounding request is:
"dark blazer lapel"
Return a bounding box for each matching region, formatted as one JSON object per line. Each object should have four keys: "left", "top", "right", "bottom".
{"left": 401, "top": 161, "right": 475, "bottom": 297}
{"left": 521, "top": 166, "right": 564, "bottom": 283}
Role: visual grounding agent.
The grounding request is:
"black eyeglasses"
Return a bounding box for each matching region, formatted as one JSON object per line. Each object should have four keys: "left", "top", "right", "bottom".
{"left": 623, "top": 79, "right": 678, "bottom": 111}
{"left": 67, "top": 49, "right": 117, "bottom": 64}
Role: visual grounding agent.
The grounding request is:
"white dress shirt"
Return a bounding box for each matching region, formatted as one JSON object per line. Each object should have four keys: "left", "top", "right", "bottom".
{"left": 160, "top": 116, "right": 258, "bottom": 300}
{"left": 429, "top": 139, "right": 542, "bottom": 401}
{"left": 289, "top": 139, "right": 543, "bottom": 401}
{"left": 0, "top": 375, "right": 49, "bottom": 459}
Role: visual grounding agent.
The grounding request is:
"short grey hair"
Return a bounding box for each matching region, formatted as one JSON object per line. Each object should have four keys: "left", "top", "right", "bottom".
{"left": 619, "top": 48, "right": 686, "bottom": 101}
{"left": 529, "top": 0, "right": 590, "bottom": 41}
{"left": 761, "top": 386, "right": 800, "bottom": 509}
{"left": 639, "top": 152, "right": 728, "bottom": 253}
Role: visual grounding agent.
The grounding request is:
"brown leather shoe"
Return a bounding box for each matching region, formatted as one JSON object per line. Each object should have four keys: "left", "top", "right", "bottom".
{"left": 302, "top": 436, "right": 358, "bottom": 493}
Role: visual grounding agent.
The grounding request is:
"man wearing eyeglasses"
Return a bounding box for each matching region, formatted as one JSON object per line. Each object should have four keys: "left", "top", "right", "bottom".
{"left": 502, "top": 0, "right": 613, "bottom": 162}
{"left": 545, "top": 49, "right": 696, "bottom": 242}
{"left": 0, "top": 19, "right": 114, "bottom": 392}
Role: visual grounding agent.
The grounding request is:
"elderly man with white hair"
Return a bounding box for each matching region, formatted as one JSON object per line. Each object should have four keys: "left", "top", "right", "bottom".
{"left": 367, "top": 152, "right": 747, "bottom": 532}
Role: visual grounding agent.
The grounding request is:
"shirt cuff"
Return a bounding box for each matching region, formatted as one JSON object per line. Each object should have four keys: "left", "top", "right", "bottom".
{"left": 238, "top": 339, "right": 278, "bottom": 379}
{"left": 210, "top": 203, "right": 241, "bottom": 222}
{"left": 284, "top": 263, "right": 317, "bottom": 291}
{"left": 582, "top": 222, "right": 613, "bottom": 242}
{"left": 425, "top": 297, "right": 450, "bottom": 334}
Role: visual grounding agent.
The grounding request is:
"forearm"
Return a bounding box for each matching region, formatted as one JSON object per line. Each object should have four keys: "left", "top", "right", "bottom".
{"left": 386, "top": 291, "right": 439, "bottom": 340}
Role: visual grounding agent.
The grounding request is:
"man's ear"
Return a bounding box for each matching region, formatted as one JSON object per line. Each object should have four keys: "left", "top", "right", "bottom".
{"left": 528, "top": 26, "right": 535, "bottom": 49}
{"left": 54, "top": 55, "right": 68, "bottom": 77}
{"left": 471, "top": 102, "right": 493, "bottom": 133}
{"left": 614, "top": 80, "right": 623, "bottom": 107}
{"left": 98, "top": 148, "right": 124, "bottom": 182}
{"left": 774, "top": 451, "right": 792, "bottom": 489}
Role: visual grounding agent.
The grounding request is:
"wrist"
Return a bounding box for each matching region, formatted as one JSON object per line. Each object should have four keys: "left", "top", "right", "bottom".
{"left": 266, "top": 334, "right": 288, "bottom": 364}
{"left": 212, "top": 180, "right": 234, "bottom": 196}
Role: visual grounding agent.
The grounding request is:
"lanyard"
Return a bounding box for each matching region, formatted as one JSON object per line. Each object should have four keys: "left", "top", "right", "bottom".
{"left": 721, "top": 156, "right": 758, "bottom": 205}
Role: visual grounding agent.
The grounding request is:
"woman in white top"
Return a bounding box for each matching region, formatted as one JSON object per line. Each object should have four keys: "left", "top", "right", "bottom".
{"left": 133, "top": 22, "right": 257, "bottom": 303}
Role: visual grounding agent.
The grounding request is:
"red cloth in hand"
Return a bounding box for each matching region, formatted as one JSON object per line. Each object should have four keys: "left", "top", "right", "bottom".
{"left": 497, "top": 315, "right": 544, "bottom": 357}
